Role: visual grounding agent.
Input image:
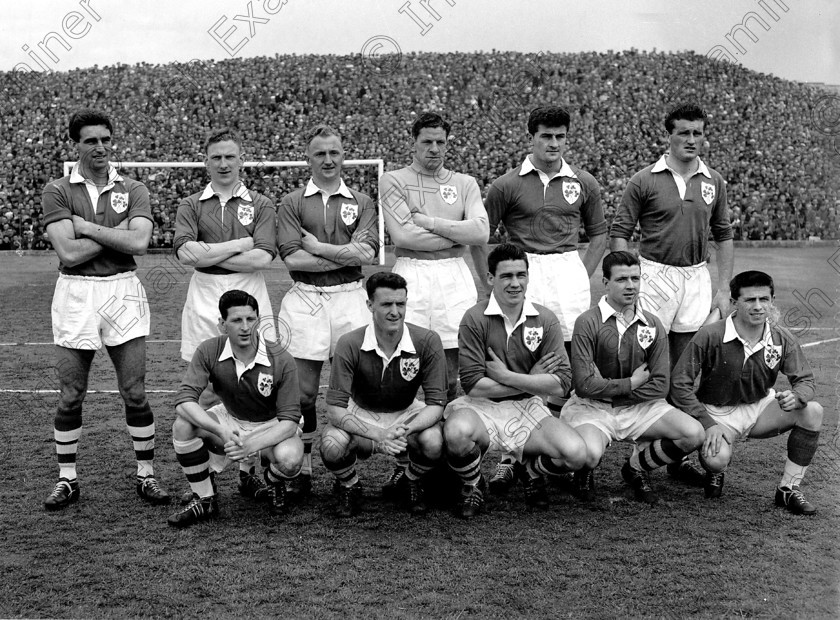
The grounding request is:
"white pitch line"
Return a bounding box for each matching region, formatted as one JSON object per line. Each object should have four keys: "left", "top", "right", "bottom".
{"left": 802, "top": 337, "right": 840, "bottom": 348}
{"left": 0, "top": 339, "right": 181, "bottom": 346}
{"left": 0, "top": 385, "right": 330, "bottom": 395}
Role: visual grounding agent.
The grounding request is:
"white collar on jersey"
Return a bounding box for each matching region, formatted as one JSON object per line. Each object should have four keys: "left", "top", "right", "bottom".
{"left": 597, "top": 296, "right": 651, "bottom": 326}
{"left": 69, "top": 163, "right": 123, "bottom": 185}
{"left": 723, "top": 314, "right": 773, "bottom": 348}
{"left": 199, "top": 182, "right": 251, "bottom": 202}
{"left": 484, "top": 294, "right": 540, "bottom": 335}
{"left": 651, "top": 154, "right": 711, "bottom": 178}
{"left": 218, "top": 335, "right": 271, "bottom": 367}
{"left": 519, "top": 155, "right": 577, "bottom": 179}
{"left": 361, "top": 322, "right": 416, "bottom": 360}
{"left": 304, "top": 178, "right": 354, "bottom": 199}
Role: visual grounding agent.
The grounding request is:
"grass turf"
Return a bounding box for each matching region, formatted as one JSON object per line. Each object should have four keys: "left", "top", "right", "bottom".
{"left": 0, "top": 246, "right": 837, "bottom": 618}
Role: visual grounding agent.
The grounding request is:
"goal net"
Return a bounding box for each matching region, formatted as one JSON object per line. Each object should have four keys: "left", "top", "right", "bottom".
{"left": 63, "top": 159, "right": 386, "bottom": 264}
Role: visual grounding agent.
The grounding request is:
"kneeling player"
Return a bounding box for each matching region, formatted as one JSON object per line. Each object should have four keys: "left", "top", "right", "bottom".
{"left": 320, "top": 272, "right": 447, "bottom": 517}
{"left": 564, "top": 251, "right": 704, "bottom": 504}
{"left": 671, "top": 270, "right": 823, "bottom": 514}
{"left": 444, "top": 243, "right": 586, "bottom": 519}
{"left": 168, "top": 290, "right": 303, "bottom": 527}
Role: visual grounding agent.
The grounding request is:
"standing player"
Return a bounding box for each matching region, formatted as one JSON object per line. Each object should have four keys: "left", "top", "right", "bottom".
{"left": 173, "top": 128, "right": 277, "bottom": 497}
{"left": 444, "top": 244, "right": 587, "bottom": 519}
{"left": 474, "top": 105, "right": 608, "bottom": 493}
{"left": 610, "top": 103, "right": 733, "bottom": 487}
{"left": 671, "top": 271, "right": 823, "bottom": 514}
{"left": 167, "top": 290, "right": 303, "bottom": 527}
{"left": 564, "top": 251, "right": 705, "bottom": 503}
{"left": 276, "top": 125, "right": 379, "bottom": 499}
{"left": 379, "top": 112, "right": 489, "bottom": 491}
{"left": 320, "top": 272, "right": 447, "bottom": 516}
{"left": 41, "top": 109, "right": 170, "bottom": 510}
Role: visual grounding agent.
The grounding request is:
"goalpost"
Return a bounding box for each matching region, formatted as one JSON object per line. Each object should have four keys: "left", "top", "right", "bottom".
{"left": 63, "top": 159, "right": 387, "bottom": 265}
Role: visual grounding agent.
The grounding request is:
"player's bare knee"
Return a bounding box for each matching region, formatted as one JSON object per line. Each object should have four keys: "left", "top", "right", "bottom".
{"left": 564, "top": 436, "right": 589, "bottom": 471}
{"left": 118, "top": 378, "right": 147, "bottom": 408}
{"left": 319, "top": 424, "right": 351, "bottom": 463}
{"left": 416, "top": 426, "right": 444, "bottom": 460}
{"left": 171, "top": 415, "right": 197, "bottom": 441}
{"left": 299, "top": 389, "right": 318, "bottom": 411}
{"left": 443, "top": 413, "right": 474, "bottom": 453}
{"left": 583, "top": 441, "right": 605, "bottom": 470}
{"left": 679, "top": 420, "right": 706, "bottom": 451}
{"left": 798, "top": 401, "right": 823, "bottom": 430}
{"left": 272, "top": 438, "right": 304, "bottom": 475}
{"left": 703, "top": 446, "right": 731, "bottom": 472}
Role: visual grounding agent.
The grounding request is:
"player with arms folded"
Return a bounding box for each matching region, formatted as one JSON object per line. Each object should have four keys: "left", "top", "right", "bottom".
{"left": 670, "top": 271, "right": 823, "bottom": 514}
{"left": 167, "top": 290, "right": 303, "bottom": 527}
{"left": 474, "top": 105, "right": 608, "bottom": 494}
{"left": 276, "top": 124, "right": 379, "bottom": 499}
{"left": 564, "top": 251, "right": 704, "bottom": 503}
{"left": 173, "top": 128, "right": 277, "bottom": 499}
{"left": 444, "top": 243, "right": 587, "bottom": 519}
{"left": 42, "top": 109, "right": 170, "bottom": 511}
{"left": 320, "top": 272, "right": 447, "bottom": 517}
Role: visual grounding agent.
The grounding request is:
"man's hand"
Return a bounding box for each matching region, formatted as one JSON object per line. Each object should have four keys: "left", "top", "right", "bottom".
{"left": 775, "top": 390, "right": 798, "bottom": 412}
{"left": 530, "top": 351, "right": 562, "bottom": 375}
{"left": 485, "top": 348, "right": 511, "bottom": 385}
{"left": 223, "top": 429, "right": 249, "bottom": 461}
{"left": 712, "top": 289, "right": 730, "bottom": 317}
{"left": 629, "top": 363, "right": 650, "bottom": 390}
{"left": 411, "top": 212, "right": 434, "bottom": 231}
{"left": 300, "top": 231, "right": 321, "bottom": 255}
{"left": 376, "top": 423, "right": 408, "bottom": 455}
{"left": 702, "top": 424, "right": 737, "bottom": 458}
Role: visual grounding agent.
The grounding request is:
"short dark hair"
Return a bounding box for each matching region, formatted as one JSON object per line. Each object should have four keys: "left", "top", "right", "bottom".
{"left": 219, "top": 289, "right": 259, "bottom": 319}
{"left": 204, "top": 128, "right": 242, "bottom": 153}
{"left": 487, "top": 243, "right": 529, "bottom": 276}
{"left": 729, "top": 270, "right": 775, "bottom": 299}
{"left": 664, "top": 103, "right": 708, "bottom": 133}
{"left": 69, "top": 109, "right": 113, "bottom": 142}
{"left": 366, "top": 271, "right": 407, "bottom": 299}
{"left": 602, "top": 251, "right": 640, "bottom": 280}
{"left": 411, "top": 112, "right": 450, "bottom": 139}
{"left": 304, "top": 124, "right": 341, "bottom": 146}
{"left": 527, "top": 106, "right": 571, "bottom": 135}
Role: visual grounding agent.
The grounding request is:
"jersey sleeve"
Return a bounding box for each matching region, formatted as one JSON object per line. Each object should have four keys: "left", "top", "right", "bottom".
{"left": 610, "top": 174, "right": 643, "bottom": 241}
{"left": 429, "top": 175, "right": 489, "bottom": 245}
{"left": 579, "top": 173, "right": 607, "bottom": 238}
{"left": 670, "top": 332, "right": 715, "bottom": 428}
{"left": 380, "top": 172, "right": 454, "bottom": 251}
{"left": 484, "top": 180, "right": 506, "bottom": 237}
{"left": 417, "top": 330, "right": 447, "bottom": 406}
{"left": 175, "top": 342, "right": 212, "bottom": 407}
{"left": 350, "top": 192, "right": 380, "bottom": 254}
{"left": 126, "top": 181, "right": 153, "bottom": 223}
{"left": 276, "top": 193, "right": 303, "bottom": 260}
{"left": 173, "top": 197, "right": 199, "bottom": 256}
{"left": 41, "top": 181, "right": 74, "bottom": 226}
{"left": 538, "top": 313, "right": 571, "bottom": 395}
{"left": 780, "top": 331, "right": 816, "bottom": 408}
{"left": 273, "top": 355, "right": 301, "bottom": 423}
{"left": 251, "top": 195, "right": 278, "bottom": 258}
{"left": 325, "top": 334, "right": 357, "bottom": 409}
{"left": 457, "top": 311, "right": 487, "bottom": 396}
{"left": 709, "top": 174, "right": 733, "bottom": 243}
{"left": 571, "top": 314, "right": 632, "bottom": 400}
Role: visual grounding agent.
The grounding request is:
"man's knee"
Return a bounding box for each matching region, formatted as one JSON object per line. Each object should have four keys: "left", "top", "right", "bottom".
{"left": 272, "top": 437, "right": 304, "bottom": 475}
{"left": 320, "top": 424, "right": 351, "bottom": 464}
{"left": 582, "top": 439, "right": 605, "bottom": 470}
{"left": 443, "top": 412, "right": 475, "bottom": 454}
{"left": 172, "top": 415, "right": 198, "bottom": 441}
{"left": 798, "top": 401, "right": 824, "bottom": 430}
{"left": 702, "top": 444, "right": 731, "bottom": 472}
{"left": 118, "top": 376, "right": 147, "bottom": 407}
{"left": 679, "top": 418, "right": 706, "bottom": 451}
{"left": 415, "top": 425, "right": 444, "bottom": 460}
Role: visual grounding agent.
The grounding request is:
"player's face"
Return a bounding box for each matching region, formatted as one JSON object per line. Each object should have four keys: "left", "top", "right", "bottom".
{"left": 668, "top": 119, "right": 705, "bottom": 164}
{"left": 205, "top": 140, "right": 243, "bottom": 190}
{"left": 489, "top": 259, "right": 528, "bottom": 308}
{"left": 367, "top": 287, "right": 407, "bottom": 336}
{"left": 307, "top": 135, "right": 344, "bottom": 186}
{"left": 530, "top": 124, "right": 567, "bottom": 170}
{"left": 76, "top": 125, "right": 112, "bottom": 178}
{"left": 732, "top": 286, "right": 773, "bottom": 328}
{"left": 219, "top": 305, "right": 259, "bottom": 348}
{"left": 604, "top": 264, "right": 641, "bottom": 308}
{"left": 413, "top": 127, "right": 448, "bottom": 172}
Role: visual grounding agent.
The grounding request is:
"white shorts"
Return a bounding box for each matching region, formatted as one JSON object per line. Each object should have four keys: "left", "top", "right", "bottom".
{"left": 205, "top": 403, "right": 286, "bottom": 473}
{"left": 562, "top": 394, "right": 674, "bottom": 444}
{"left": 278, "top": 280, "right": 368, "bottom": 361}
{"left": 703, "top": 390, "right": 777, "bottom": 440}
{"left": 52, "top": 271, "right": 150, "bottom": 349}
{"left": 639, "top": 257, "right": 711, "bottom": 333}
{"left": 392, "top": 256, "right": 476, "bottom": 349}
{"left": 181, "top": 270, "right": 274, "bottom": 362}
{"left": 526, "top": 251, "right": 589, "bottom": 342}
{"left": 445, "top": 395, "right": 551, "bottom": 463}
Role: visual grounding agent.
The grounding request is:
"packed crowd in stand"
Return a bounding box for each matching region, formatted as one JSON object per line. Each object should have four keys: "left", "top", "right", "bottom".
{"left": 1, "top": 49, "right": 837, "bottom": 250}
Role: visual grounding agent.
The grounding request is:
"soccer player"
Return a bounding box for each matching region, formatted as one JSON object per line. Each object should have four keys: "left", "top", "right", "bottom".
{"left": 474, "top": 105, "right": 608, "bottom": 494}
{"left": 564, "top": 251, "right": 705, "bottom": 503}
{"left": 173, "top": 128, "right": 277, "bottom": 496}
{"left": 276, "top": 124, "right": 379, "bottom": 498}
{"left": 610, "top": 103, "right": 733, "bottom": 487}
{"left": 444, "top": 243, "right": 587, "bottom": 519}
{"left": 320, "top": 272, "right": 447, "bottom": 516}
{"left": 167, "top": 290, "right": 303, "bottom": 527}
{"left": 670, "top": 271, "right": 823, "bottom": 514}
{"left": 379, "top": 111, "right": 489, "bottom": 492}
{"left": 41, "top": 109, "right": 170, "bottom": 510}
{"left": 174, "top": 128, "right": 276, "bottom": 363}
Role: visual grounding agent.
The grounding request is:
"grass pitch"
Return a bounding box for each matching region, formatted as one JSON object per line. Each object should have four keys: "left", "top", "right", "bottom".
{"left": 0, "top": 246, "right": 838, "bottom": 619}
